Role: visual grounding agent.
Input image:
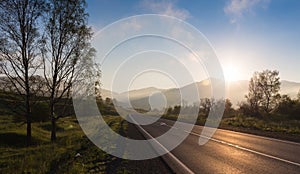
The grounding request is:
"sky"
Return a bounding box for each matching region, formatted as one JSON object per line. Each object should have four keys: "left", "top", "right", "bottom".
{"left": 85, "top": 0, "right": 300, "bottom": 92}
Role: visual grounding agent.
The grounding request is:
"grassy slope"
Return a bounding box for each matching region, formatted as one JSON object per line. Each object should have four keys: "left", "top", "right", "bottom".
{"left": 0, "top": 114, "right": 143, "bottom": 173}
{"left": 0, "top": 91, "right": 171, "bottom": 174}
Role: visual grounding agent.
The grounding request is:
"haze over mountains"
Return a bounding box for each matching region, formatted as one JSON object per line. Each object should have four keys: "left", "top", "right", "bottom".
{"left": 101, "top": 79, "right": 300, "bottom": 110}
{"left": 1, "top": 76, "right": 299, "bottom": 110}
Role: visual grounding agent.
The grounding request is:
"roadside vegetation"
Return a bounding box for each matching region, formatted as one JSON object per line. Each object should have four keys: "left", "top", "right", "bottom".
{"left": 0, "top": 94, "right": 170, "bottom": 173}
{"left": 0, "top": 113, "right": 130, "bottom": 173}
{"left": 163, "top": 70, "right": 300, "bottom": 139}
{"left": 0, "top": 90, "right": 123, "bottom": 173}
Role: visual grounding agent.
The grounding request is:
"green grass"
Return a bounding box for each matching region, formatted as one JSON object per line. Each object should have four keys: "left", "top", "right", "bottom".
{"left": 162, "top": 113, "right": 300, "bottom": 135}
{"left": 0, "top": 115, "right": 130, "bottom": 173}
{"left": 221, "top": 115, "right": 300, "bottom": 134}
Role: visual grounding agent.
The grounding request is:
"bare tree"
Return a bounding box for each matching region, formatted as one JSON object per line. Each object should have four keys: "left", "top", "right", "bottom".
{"left": 41, "top": 0, "right": 93, "bottom": 141}
{"left": 0, "top": 0, "right": 46, "bottom": 146}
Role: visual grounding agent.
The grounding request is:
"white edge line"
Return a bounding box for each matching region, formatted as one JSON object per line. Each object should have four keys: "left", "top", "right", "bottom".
{"left": 216, "top": 127, "right": 300, "bottom": 146}
{"left": 160, "top": 118, "right": 300, "bottom": 146}
{"left": 129, "top": 115, "right": 194, "bottom": 174}
{"left": 176, "top": 126, "right": 300, "bottom": 167}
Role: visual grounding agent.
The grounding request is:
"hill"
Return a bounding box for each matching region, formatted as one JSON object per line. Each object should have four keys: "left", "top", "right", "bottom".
{"left": 102, "top": 79, "right": 300, "bottom": 110}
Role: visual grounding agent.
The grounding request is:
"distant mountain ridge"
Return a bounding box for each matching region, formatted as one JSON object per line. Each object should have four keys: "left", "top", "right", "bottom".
{"left": 1, "top": 76, "right": 298, "bottom": 109}
{"left": 101, "top": 79, "right": 300, "bottom": 109}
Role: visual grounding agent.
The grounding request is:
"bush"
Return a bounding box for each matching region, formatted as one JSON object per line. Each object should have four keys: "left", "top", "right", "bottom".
{"left": 274, "top": 95, "right": 300, "bottom": 120}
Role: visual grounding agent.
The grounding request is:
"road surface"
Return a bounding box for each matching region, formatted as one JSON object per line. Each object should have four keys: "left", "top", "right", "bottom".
{"left": 140, "top": 118, "right": 300, "bottom": 174}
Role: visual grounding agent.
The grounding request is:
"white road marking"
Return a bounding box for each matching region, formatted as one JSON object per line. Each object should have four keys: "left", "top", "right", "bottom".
{"left": 161, "top": 118, "right": 300, "bottom": 146}
{"left": 163, "top": 123, "right": 300, "bottom": 167}
{"left": 216, "top": 128, "right": 300, "bottom": 146}
{"left": 129, "top": 116, "right": 194, "bottom": 174}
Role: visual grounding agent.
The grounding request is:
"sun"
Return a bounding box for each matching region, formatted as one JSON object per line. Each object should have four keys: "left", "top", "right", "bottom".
{"left": 223, "top": 63, "right": 239, "bottom": 82}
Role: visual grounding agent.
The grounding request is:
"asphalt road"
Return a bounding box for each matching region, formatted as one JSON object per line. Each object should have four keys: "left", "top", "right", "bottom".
{"left": 141, "top": 118, "right": 300, "bottom": 174}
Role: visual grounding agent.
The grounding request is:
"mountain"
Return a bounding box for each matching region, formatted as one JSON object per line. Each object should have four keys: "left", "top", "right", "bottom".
{"left": 280, "top": 80, "right": 300, "bottom": 97}
{"left": 100, "top": 88, "right": 118, "bottom": 99}
{"left": 119, "top": 87, "right": 164, "bottom": 100}
{"left": 102, "top": 79, "right": 300, "bottom": 110}
{"left": 226, "top": 80, "right": 249, "bottom": 107}
{"left": 1, "top": 75, "right": 299, "bottom": 109}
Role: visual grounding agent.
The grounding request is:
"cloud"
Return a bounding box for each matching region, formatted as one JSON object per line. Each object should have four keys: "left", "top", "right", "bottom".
{"left": 140, "top": 0, "right": 190, "bottom": 20}
{"left": 121, "top": 17, "right": 142, "bottom": 31}
{"left": 224, "top": 0, "right": 270, "bottom": 23}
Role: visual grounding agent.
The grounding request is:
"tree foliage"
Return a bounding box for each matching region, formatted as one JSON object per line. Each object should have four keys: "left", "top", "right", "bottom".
{"left": 41, "top": 0, "right": 93, "bottom": 141}
{"left": 246, "top": 72, "right": 262, "bottom": 116}
{"left": 275, "top": 95, "right": 300, "bottom": 120}
{"left": 258, "top": 70, "right": 281, "bottom": 113}
{"left": 224, "top": 99, "right": 234, "bottom": 117}
{"left": 200, "top": 98, "right": 213, "bottom": 117}
{"left": 245, "top": 70, "right": 281, "bottom": 115}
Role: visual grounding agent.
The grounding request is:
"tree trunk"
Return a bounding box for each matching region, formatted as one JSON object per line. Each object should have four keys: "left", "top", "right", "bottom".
{"left": 51, "top": 117, "right": 56, "bottom": 141}
{"left": 25, "top": 62, "right": 31, "bottom": 146}
{"left": 26, "top": 104, "right": 31, "bottom": 146}
{"left": 25, "top": 92, "right": 31, "bottom": 146}
{"left": 50, "top": 99, "right": 56, "bottom": 141}
{"left": 266, "top": 97, "right": 270, "bottom": 114}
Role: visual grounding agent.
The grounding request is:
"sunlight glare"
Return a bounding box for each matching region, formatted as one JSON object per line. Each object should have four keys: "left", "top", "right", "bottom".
{"left": 223, "top": 63, "right": 239, "bottom": 82}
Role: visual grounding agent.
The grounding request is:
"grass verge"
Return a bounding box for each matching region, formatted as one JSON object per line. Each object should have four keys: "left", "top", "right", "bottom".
{"left": 0, "top": 115, "right": 130, "bottom": 173}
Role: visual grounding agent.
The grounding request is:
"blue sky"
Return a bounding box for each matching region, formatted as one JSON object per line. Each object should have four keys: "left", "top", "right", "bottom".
{"left": 85, "top": 0, "right": 300, "bottom": 91}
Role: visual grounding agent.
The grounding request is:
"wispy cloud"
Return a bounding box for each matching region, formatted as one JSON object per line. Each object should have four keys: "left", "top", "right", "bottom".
{"left": 224, "top": 0, "right": 270, "bottom": 23}
{"left": 140, "top": 0, "right": 190, "bottom": 20}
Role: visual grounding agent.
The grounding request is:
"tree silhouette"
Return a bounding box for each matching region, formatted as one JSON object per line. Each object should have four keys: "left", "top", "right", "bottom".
{"left": 258, "top": 70, "right": 281, "bottom": 114}
{"left": 41, "top": 0, "right": 93, "bottom": 141}
{"left": 246, "top": 70, "right": 280, "bottom": 115}
{"left": 0, "top": 0, "right": 46, "bottom": 146}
